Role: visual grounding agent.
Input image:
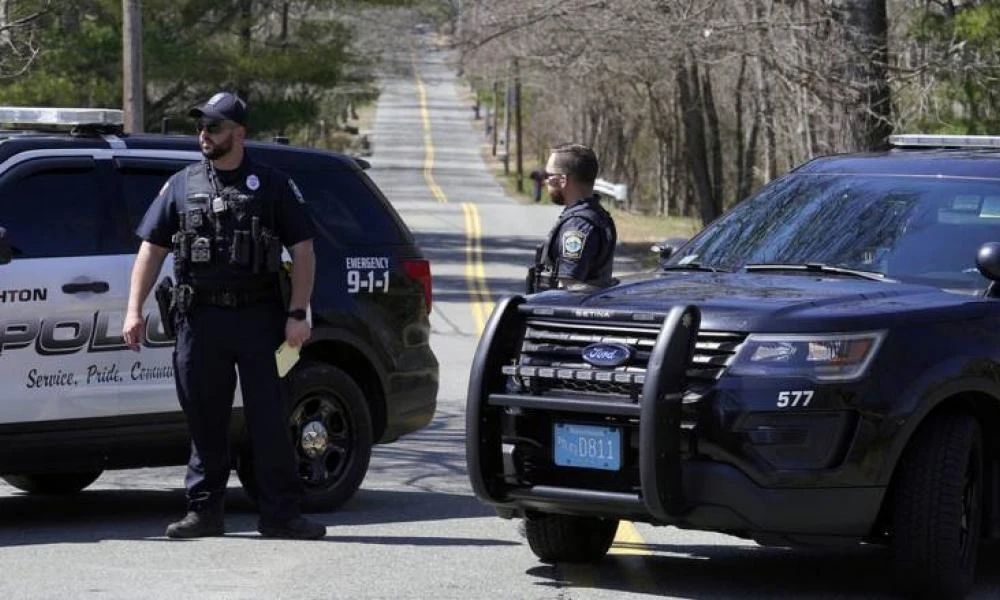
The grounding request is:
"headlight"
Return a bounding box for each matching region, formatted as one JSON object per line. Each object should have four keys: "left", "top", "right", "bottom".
{"left": 728, "top": 331, "right": 886, "bottom": 381}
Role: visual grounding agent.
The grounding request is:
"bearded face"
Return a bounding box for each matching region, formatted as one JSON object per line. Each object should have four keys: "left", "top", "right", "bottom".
{"left": 197, "top": 120, "right": 238, "bottom": 161}
{"left": 201, "top": 131, "right": 234, "bottom": 160}
{"left": 544, "top": 155, "right": 568, "bottom": 205}
{"left": 548, "top": 186, "right": 567, "bottom": 205}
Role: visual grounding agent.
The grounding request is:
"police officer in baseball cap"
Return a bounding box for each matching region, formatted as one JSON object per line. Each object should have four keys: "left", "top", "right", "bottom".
{"left": 124, "top": 91, "right": 325, "bottom": 540}
{"left": 189, "top": 91, "right": 249, "bottom": 127}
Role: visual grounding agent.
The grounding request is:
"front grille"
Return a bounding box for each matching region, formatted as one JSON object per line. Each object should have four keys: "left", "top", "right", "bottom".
{"left": 689, "top": 331, "right": 749, "bottom": 382}
{"left": 502, "top": 319, "right": 746, "bottom": 401}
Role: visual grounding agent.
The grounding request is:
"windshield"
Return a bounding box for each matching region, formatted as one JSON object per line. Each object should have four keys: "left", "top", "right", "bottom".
{"left": 668, "top": 173, "right": 1000, "bottom": 291}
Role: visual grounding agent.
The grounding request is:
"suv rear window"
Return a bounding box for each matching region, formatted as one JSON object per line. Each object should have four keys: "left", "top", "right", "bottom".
{"left": 112, "top": 151, "right": 411, "bottom": 249}
{"left": 288, "top": 167, "right": 408, "bottom": 245}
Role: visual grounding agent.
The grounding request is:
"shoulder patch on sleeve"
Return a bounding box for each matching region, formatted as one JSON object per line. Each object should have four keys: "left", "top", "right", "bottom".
{"left": 561, "top": 229, "right": 586, "bottom": 259}
{"left": 288, "top": 178, "right": 305, "bottom": 204}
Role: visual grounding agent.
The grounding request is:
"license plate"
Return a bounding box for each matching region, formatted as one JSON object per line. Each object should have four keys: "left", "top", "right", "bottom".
{"left": 553, "top": 423, "right": 621, "bottom": 471}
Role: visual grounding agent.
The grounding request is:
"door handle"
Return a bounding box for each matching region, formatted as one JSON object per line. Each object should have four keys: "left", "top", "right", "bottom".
{"left": 62, "top": 281, "right": 110, "bottom": 294}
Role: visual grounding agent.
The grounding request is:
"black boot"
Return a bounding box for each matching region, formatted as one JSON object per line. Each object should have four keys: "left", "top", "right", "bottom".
{"left": 165, "top": 510, "right": 225, "bottom": 539}
{"left": 257, "top": 516, "right": 326, "bottom": 540}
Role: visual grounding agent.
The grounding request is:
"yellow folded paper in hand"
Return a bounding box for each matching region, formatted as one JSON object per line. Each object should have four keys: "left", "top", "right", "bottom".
{"left": 275, "top": 341, "right": 301, "bottom": 378}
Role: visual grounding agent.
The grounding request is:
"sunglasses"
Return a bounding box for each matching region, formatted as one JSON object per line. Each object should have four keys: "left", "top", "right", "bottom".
{"left": 196, "top": 120, "right": 229, "bottom": 135}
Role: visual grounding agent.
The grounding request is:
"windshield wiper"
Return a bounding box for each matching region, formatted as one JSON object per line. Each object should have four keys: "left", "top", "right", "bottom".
{"left": 744, "top": 263, "right": 893, "bottom": 282}
{"left": 662, "top": 263, "right": 726, "bottom": 273}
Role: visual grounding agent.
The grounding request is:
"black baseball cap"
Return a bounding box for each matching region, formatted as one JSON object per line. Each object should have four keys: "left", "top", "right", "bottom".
{"left": 188, "top": 92, "right": 248, "bottom": 126}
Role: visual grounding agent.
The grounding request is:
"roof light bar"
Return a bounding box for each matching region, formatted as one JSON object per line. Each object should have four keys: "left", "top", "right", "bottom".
{"left": 889, "top": 134, "right": 1000, "bottom": 149}
{"left": 0, "top": 106, "right": 124, "bottom": 127}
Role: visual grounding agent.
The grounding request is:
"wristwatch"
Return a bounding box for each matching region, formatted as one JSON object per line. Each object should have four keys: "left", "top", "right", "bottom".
{"left": 287, "top": 308, "right": 307, "bottom": 321}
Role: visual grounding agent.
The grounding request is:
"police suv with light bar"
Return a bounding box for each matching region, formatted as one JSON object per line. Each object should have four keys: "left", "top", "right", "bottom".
{"left": 468, "top": 134, "right": 1000, "bottom": 599}
{"left": 0, "top": 107, "right": 438, "bottom": 510}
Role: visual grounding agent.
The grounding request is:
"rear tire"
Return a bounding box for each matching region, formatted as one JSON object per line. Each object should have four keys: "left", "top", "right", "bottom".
{"left": 523, "top": 512, "right": 619, "bottom": 563}
{"left": 891, "top": 412, "right": 983, "bottom": 599}
{"left": 237, "top": 361, "right": 373, "bottom": 512}
{"left": 2, "top": 470, "right": 103, "bottom": 495}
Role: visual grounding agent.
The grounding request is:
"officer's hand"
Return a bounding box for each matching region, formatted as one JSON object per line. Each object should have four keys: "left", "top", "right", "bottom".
{"left": 122, "top": 312, "right": 145, "bottom": 351}
{"left": 285, "top": 318, "right": 311, "bottom": 348}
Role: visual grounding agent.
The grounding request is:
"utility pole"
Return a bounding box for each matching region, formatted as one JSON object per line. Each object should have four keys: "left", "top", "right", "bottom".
{"left": 501, "top": 73, "right": 511, "bottom": 174}
{"left": 514, "top": 58, "right": 523, "bottom": 192}
{"left": 483, "top": 91, "right": 490, "bottom": 136}
{"left": 122, "top": 0, "right": 143, "bottom": 133}
{"left": 472, "top": 78, "right": 481, "bottom": 120}
{"left": 237, "top": 0, "right": 253, "bottom": 98}
{"left": 491, "top": 79, "right": 499, "bottom": 156}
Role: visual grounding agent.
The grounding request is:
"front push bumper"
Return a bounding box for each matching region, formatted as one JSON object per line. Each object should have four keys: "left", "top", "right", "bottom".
{"left": 465, "top": 296, "right": 885, "bottom": 540}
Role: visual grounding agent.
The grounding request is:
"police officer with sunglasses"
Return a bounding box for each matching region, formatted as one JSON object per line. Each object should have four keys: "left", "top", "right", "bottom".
{"left": 528, "top": 143, "right": 617, "bottom": 293}
{"left": 122, "top": 91, "right": 325, "bottom": 540}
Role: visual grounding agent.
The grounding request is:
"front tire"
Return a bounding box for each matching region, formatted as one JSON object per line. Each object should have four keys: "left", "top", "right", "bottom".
{"left": 891, "top": 412, "right": 983, "bottom": 599}
{"left": 237, "top": 361, "right": 373, "bottom": 512}
{"left": 2, "top": 470, "right": 103, "bottom": 495}
{"left": 523, "top": 512, "right": 619, "bottom": 563}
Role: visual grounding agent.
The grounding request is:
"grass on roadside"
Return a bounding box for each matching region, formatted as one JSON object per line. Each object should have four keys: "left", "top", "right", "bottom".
{"left": 286, "top": 100, "right": 378, "bottom": 154}
{"left": 352, "top": 102, "right": 377, "bottom": 137}
{"left": 607, "top": 205, "right": 702, "bottom": 268}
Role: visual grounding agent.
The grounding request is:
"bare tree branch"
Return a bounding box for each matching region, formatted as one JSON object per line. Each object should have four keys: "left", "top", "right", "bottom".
{"left": 0, "top": 0, "right": 49, "bottom": 79}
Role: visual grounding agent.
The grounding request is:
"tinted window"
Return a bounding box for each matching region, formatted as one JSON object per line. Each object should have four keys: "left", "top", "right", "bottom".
{"left": 288, "top": 168, "right": 407, "bottom": 245}
{"left": 670, "top": 173, "right": 1000, "bottom": 291}
{"left": 118, "top": 160, "right": 193, "bottom": 248}
{"left": 0, "top": 165, "right": 123, "bottom": 258}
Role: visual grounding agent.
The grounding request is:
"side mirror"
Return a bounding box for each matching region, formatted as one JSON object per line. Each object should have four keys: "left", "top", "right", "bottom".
{"left": 0, "top": 227, "right": 11, "bottom": 265}
{"left": 650, "top": 237, "right": 689, "bottom": 263}
{"left": 977, "top": 242, "right": 1000, "bottom": 281}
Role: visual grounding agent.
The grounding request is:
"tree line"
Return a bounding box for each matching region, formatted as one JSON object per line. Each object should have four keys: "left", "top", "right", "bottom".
{"left": 0, "top": 0, "right": 434, "bottom": 143}
{"left": 455, "top": 0, "right": 1000, "bottom": 224}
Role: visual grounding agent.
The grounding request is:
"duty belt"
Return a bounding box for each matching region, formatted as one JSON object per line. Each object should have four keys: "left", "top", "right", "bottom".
{"left": 194, "top": 288, "right": 278, "bottom": 308}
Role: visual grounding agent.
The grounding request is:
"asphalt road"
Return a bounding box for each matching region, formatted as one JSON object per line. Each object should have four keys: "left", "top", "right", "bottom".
{"left": 2, "top": 38, "right": 1000, "bottom": 600}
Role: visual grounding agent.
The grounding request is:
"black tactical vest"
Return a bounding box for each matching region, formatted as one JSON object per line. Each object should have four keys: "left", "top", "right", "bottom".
{"left": 542, "top": 196, "right": 617, "bottom": 285}
{"left": 171, "top": 161, "right": 282, "bottom": 292}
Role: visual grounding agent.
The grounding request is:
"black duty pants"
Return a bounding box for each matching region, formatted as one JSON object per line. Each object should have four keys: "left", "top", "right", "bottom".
{"left": 172, "top": 301, "right": 302, "bottom": 522}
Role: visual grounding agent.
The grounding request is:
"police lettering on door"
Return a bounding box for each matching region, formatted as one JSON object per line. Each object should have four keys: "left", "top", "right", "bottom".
{"left": 345, "top": 256, "right": 390, "bottom": 294}
{"left": 0, "top": 312, "right": 172, "bottom": 356}
{"left": 1, "top": 312, "right": 176, "bottom": 388}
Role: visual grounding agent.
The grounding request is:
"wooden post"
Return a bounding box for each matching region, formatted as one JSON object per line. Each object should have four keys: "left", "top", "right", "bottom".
{"left": 502, "top": 72, "right": 511, "bottom": 174}
{"left": 491, "top": 79, "right": 499, "bottom": 156}
{"left": 514, "top": 58, "right": 523, "bottom": 192}
{"left": 122, "top": 0, "right": 143, "bottom": 133}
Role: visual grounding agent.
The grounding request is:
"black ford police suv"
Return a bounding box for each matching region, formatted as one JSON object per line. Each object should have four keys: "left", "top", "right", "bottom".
{"left": 468, "top": 134, "right": 1000, "bottom": 598}
{"left": 0, "top": 107, "right": 437, "bottom": 511}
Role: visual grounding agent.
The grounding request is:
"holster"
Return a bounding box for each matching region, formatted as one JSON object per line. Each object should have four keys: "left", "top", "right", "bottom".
{"left": 154, "top": 277, "right": 177, "bottom": 339}
{"left": 277, "top": 265, "right": 292, "bottom": 310}
{"left": 525, "top": 243, "right": 546, "bottom": 294}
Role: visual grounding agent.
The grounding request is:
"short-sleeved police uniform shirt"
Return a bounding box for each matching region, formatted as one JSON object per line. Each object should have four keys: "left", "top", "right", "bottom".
{"left": 137, "top": 154, "right": 315, "bottom": 281}
{"left": 547, "top": 195, "right": 616, "bottom": 283}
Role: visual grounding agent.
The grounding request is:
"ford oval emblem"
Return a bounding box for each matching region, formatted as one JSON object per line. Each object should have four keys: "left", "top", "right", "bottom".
{"left": 581, "top": 343, "right": 633, "bottom": 368}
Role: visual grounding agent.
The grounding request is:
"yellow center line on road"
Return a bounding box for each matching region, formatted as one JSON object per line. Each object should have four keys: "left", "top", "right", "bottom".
{"left": 412, "top": 51, "right": 648, "bottom": 592}
{"left": 410, "top": 56, "right": 491, "bottom": 330}
{"left": 413, "top": 62, "right": 447, "bottom": 204}
{"left": 462, "top": 202, "right": 493, "bottom": 332}
{"left": 609, "top": 521, "right": 657, "bottom": 591}
{"left": 609, "top": 521, "right": 652, "bottom": 556}
{"left": 562, "top": 522, "right": 655, "bottom": 592}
